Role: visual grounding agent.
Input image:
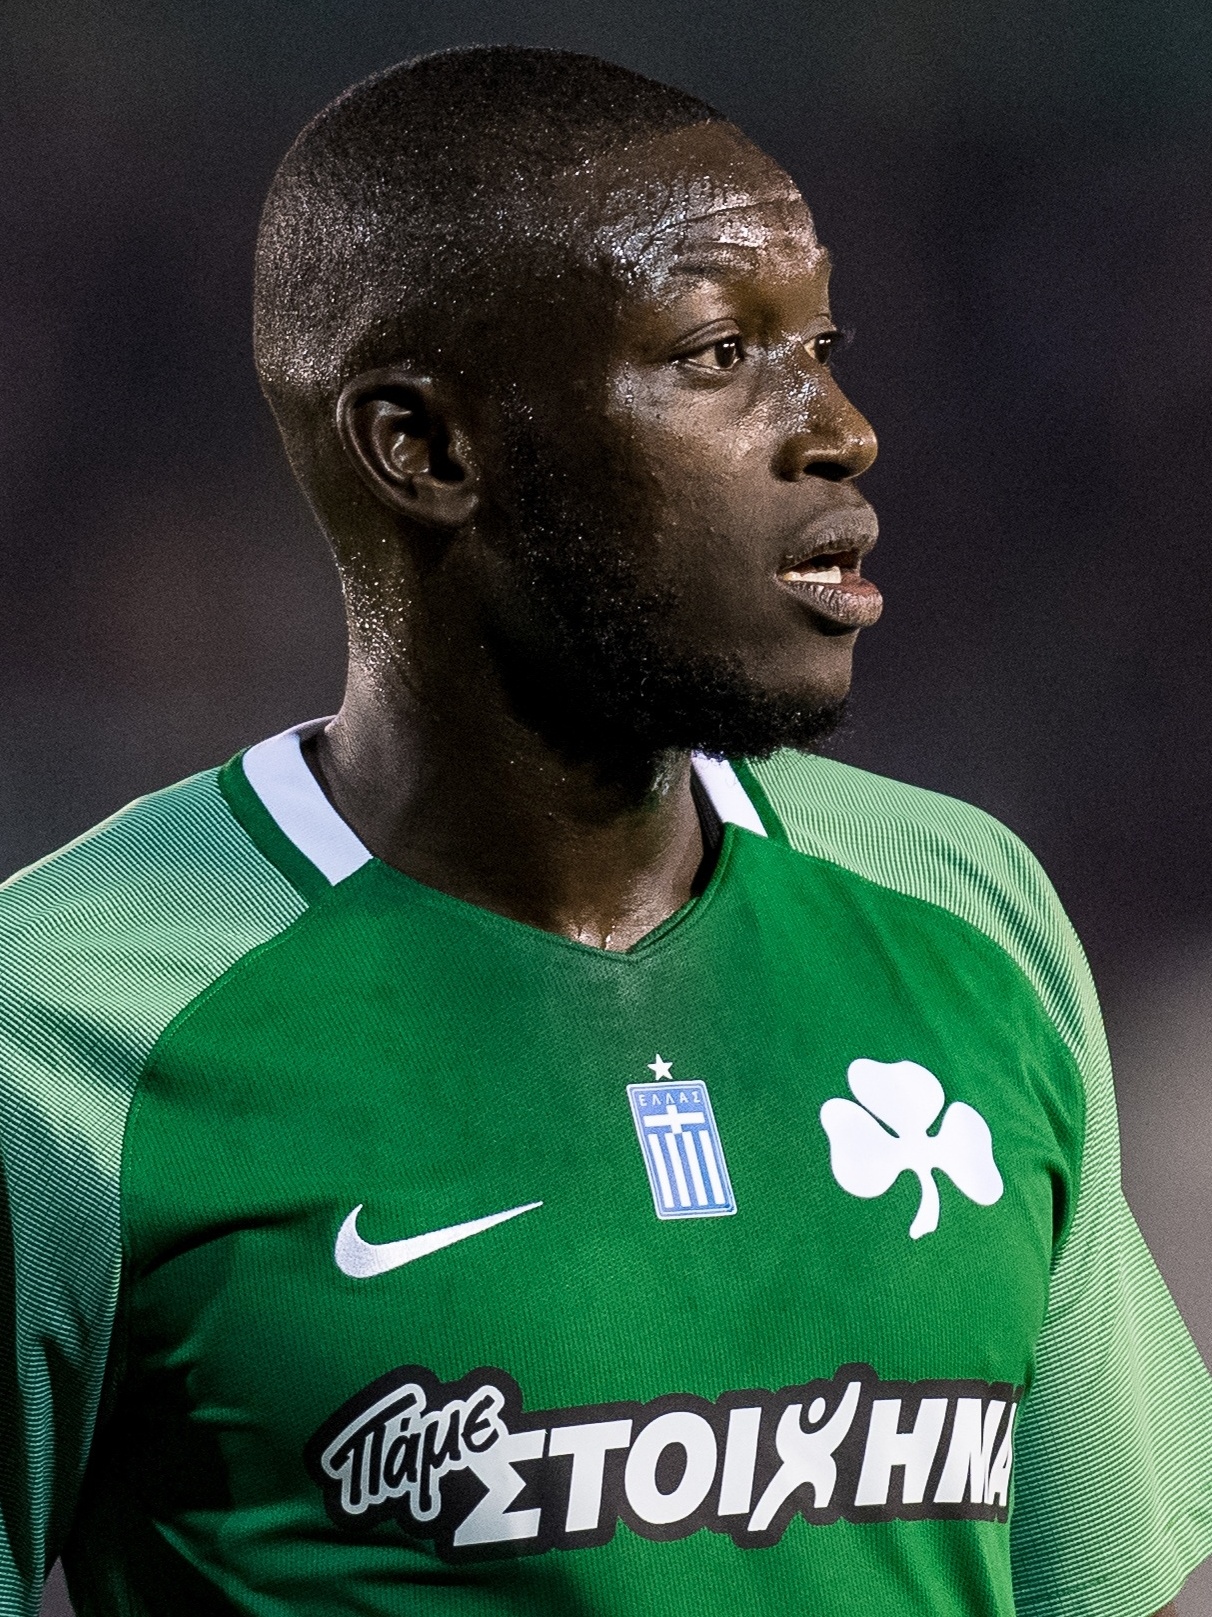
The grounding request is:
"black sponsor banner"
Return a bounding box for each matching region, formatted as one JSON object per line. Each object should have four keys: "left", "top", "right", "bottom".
{"left": 305, "top": 1362, "right": 1021, "bottom": 1562}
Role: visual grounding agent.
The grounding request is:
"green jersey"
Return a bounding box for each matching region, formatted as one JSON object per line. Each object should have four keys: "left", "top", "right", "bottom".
{"left": 3, "top": 721, "right": 1211, "bottom": 1617}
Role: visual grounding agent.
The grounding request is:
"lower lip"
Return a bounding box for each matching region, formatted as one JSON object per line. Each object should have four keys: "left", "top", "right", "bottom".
{"left": 777, "top": 572, "right": 884, "bottom": 631}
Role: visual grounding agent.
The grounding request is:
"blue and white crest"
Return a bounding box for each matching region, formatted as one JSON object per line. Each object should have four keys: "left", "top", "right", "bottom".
{"left": 628, "top": 1057, "right": 736, "bottom": 1219}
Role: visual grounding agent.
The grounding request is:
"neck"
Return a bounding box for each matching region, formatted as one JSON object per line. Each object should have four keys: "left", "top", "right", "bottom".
{"left": 304, "top": 659, "right": 708, "bottom": 952}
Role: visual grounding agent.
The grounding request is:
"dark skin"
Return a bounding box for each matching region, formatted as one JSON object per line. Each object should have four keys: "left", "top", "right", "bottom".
{"left": 306, "top": 123, "right": 877, "bottom": 950}
{"left": 301, "top": 121, "right": 1180, "bottom": 1616}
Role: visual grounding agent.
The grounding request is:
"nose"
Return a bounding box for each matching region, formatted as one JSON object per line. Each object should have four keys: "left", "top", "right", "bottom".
{"left": 772, "top": 370, "right": 878, "bottom": 483}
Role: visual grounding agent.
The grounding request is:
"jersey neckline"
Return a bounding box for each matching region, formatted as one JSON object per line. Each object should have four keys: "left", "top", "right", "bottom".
{"left": 222, "top": 719, "right": 776, "bottom": 955}
{"left": 241, "top": 718, "right": 372, "bottom": 884}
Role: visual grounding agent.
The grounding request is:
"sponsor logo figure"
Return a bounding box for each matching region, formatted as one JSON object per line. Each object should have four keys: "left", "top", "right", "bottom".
{"left": 820, "top": 1059, "right": 1003, "bottom": 1238}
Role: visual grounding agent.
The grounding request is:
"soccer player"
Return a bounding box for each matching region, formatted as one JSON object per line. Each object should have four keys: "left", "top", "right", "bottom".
{"left": 3, "top": 46, "right": 1209, "bottom": 1617}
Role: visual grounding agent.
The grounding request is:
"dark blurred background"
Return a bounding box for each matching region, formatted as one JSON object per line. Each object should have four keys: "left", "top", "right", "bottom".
{"left": 4, "top": 1, "right": 1211, "bottom": 1611}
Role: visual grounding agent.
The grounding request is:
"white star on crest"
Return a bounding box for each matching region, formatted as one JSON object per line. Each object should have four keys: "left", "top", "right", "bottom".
{"left": 647, "top": 1054, "right": 674, "bottom": 1080}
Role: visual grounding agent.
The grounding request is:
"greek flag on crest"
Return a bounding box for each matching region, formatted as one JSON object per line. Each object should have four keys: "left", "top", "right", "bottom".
{"left": 628, "top": 1057, "right": 736, "bottom": 1219}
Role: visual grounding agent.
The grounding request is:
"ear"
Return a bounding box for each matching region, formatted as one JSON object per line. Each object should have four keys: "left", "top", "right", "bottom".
{"left": 335, "top": 367, "right": 480, "bottom": 529}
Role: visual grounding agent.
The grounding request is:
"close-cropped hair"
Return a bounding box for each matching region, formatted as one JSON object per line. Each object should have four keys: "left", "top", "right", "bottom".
{"left": 253, "top": 47, "right": 721, "bottom": 427}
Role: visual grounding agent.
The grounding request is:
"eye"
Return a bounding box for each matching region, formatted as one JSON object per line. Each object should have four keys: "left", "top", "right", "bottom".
{"left": 811, "top": 330, "right": 842, "bottom": 366}
{"left": 682, "top": 335, "right": 746, "bottom": 371}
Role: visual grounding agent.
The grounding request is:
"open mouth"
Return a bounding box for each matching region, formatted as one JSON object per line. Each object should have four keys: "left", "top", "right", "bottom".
{"left": 780, "top": 546, "right": 862, "bottom": 586}
{"left": 776, "top": 540, "right": 883, "bottom": 631}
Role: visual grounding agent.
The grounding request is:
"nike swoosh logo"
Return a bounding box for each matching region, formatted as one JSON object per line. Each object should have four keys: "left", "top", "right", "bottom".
{"left": 334, "top": 1200, "right": 543, "bottom": 1278}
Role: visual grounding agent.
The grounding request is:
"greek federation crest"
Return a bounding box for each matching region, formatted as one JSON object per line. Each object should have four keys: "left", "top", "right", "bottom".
{"left": 628, "top": 1057, "right": 735, "bottom": 1219}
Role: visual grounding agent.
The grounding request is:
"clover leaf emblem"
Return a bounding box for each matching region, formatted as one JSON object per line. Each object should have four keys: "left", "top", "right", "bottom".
{"left": 820, "top": 1058, "right": 1004, "bottom": 1238}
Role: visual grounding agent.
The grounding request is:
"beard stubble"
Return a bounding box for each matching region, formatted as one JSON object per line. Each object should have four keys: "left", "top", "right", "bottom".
{"left": 478, "top": 407, "right": 848, "bottom": 795}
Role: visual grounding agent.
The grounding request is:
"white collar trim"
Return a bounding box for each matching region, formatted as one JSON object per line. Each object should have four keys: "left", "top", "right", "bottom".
{"left": 240, "top": 720, "right": 373, "bottom": 884}
{"left": 691, "top": 753, "right": 768, "bottom": 838}
{"left": 239, "top": 719, "right": 766, "bottom": 886}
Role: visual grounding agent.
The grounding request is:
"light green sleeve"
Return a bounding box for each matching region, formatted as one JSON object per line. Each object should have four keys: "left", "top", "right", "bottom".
{"left": 0, "top": 771, "right": 306, "bottom": 1617}
{"left": 749, "top": 749, "right": 1212, "bottom": 1617}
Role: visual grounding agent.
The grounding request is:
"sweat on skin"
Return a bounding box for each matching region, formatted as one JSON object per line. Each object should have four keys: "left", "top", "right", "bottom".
{"left": 0, "top": 48, "right": 1199, "bottom": 1617}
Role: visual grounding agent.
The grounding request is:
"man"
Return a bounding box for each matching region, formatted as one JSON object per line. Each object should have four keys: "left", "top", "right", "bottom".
{"left": 2, "top": 46, "right": 1209, "bottom": 1617}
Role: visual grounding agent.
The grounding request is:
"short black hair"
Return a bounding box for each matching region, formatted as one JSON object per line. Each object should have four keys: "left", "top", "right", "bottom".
{"left": 253, "top": 47, "right": 721, "bottom": 428}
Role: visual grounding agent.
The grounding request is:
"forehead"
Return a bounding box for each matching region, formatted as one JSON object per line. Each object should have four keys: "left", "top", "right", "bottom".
{"left": 568, "top": 122, "right": 822, "bottom": 287}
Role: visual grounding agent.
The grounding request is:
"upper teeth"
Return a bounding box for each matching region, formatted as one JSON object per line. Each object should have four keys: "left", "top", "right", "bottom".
{"left": 783, "top": 564, "right": 843, "bottom": 584}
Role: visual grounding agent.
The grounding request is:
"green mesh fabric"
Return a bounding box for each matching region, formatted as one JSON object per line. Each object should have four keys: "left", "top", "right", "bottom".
{"left": 0, "top": 771, "right": 307, "bottom": 1617}
{"left": 4, "top": 740, "right": 1211, "bottom": 1617}
{"left": 751, "top": 749, "right": 1212, "bottom": 1617}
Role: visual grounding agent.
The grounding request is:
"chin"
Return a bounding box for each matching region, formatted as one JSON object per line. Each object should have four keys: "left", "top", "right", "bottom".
{"left": 686, "top": 692, "right": 851, "bottom": 764}
{"left": 605, "top": 672, "right": 853, "bottom": 766}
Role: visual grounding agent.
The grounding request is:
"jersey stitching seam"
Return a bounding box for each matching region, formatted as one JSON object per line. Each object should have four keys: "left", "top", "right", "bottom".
{"left": 117, "top": 904, "right": 318, "bottom": 1275}
{"left": 754, "top": 829, "right": 1088, "bottom": 1269}
{"left": 216, "top": 754, "right": 333, "bottom": 904}
{"left": 347, "top": 825, "right": 747, "bottom": 964}
{"left": 731, "top": 758, "right": 790, "bottom": 842}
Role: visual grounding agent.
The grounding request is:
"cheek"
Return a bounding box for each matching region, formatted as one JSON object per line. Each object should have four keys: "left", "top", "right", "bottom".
{"left": 630, "top": 414, "right": 772, "bottom": 532}
{"left": 637, "top": 437, "right": 783, "bottom": 619}
{"left": 631, "top": 439, "right": 859, "bottom": 684}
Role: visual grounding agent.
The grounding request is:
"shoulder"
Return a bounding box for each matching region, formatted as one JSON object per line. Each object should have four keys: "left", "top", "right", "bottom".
{"left": 745, "top": 751, "right": 1103, "bottom": 1081}
{"left": 0, "top": 764, "right": 308, "bottom": 1179}
{"left": 748, "top": 749, "right": 1059, "bottom": 931}
{"left": 0, "top": 765, "right": 311, "bottom": 1390}
{"left": 749, "top": 749, "right": 1041, "bottom": 894}
{"left": 0, "top": 765, "right": 307, "bottom": 1035}
{"left": 0, "top": 764, "right": 316, "bottom": 1551}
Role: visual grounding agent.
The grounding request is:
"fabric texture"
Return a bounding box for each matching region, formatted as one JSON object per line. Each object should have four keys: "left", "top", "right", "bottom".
{"left": 751, "top": 750, "right": 1212, "bottom": 1616}
{"left": 0, "top": 773, "right": 307, "bottom": 1617}
{"left": 0, "top": 738, "right": 1207, "bottom": 1617}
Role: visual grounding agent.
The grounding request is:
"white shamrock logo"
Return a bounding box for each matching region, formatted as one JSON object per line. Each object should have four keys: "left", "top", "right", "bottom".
{"left": 820, "top": 1059, "right": 1003, "bottom": 1239}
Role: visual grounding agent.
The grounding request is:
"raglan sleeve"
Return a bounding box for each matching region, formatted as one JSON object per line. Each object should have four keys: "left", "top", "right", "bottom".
{"left": 745, "top": 751, "right": 1212, "bottom": 1615}
{"left": 0, "top": 763, "right": 314, "bottom": 1617}
{"left": 1005, "top": 855, "right": 1212, "bottom": 1617}
{"left": 0, "top": 992, "right": 124, "bottom": 1617}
